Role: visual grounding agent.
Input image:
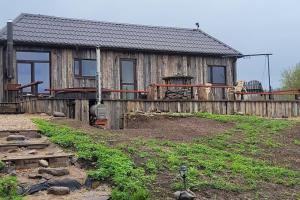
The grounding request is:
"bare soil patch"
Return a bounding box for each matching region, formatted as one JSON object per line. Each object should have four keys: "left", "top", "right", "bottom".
{"left": 258, "top": 124, "right": 300, "bottom": 170}
{"left": 51, "top": 114, "right": 233, "bottom": 142}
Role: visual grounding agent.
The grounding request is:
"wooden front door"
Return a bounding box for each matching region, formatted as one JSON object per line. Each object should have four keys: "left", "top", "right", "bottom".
{"left": 120, "top": 59, "right": 137, "bottom": 99}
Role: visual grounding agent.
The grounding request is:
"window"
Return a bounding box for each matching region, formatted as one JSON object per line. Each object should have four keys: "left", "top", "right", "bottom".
{"left": 207, "top": 66, "right": 226, "bottom": 84}
{"left": 120, "top": 59, "right": 136, "bottom": 99}
{"left": 74, "top": 59, "right": 97, "bottom": 77}
{"left": 16, "top": 51, "right": 50, "bottom": 94}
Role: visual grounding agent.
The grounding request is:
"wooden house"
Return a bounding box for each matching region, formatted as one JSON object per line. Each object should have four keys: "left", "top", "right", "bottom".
{"left": 0, "top": 13, "right": 241, "bottom": 101}
{"left": 0, "top": 13, "right": 253, "bottom": 127}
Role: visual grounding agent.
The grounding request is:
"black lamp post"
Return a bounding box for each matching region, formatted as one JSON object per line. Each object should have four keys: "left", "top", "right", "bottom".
{"left": 179, "top": 165, "right": 188, "bottom": 190}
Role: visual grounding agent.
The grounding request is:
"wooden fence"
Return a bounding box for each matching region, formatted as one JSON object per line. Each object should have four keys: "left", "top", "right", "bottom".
{"left": 20, "top": 97, "right": 90, "bottom": 123}
{"left": 104, "top": 100, "right": 300, "bottom": 129}
{"left": 20, "top": 98, "right": 300, "bottom": 129}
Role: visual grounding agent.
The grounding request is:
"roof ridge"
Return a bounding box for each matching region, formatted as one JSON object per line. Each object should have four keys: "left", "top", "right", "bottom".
{"left": 21, "top": 13, "right": 198, "bottom": 32}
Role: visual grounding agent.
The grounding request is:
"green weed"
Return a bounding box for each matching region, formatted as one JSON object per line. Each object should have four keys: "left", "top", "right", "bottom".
{"left": 33, "top": 119, "right": 150, "bottom": 200}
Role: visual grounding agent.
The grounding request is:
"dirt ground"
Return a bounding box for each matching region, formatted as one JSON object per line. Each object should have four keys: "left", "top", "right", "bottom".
{"left": 51, "top": 114, "right": 233, "bottom": 142}
{"left": 0, "top": 114, "right": 39, "bottom": 131}
{"left": 49, "top": 114, "right": 300, "bottom": 200}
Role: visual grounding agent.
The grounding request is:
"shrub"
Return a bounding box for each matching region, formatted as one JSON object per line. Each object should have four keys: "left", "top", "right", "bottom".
{"left": 0, "top": 160, "right": 5, "bottom": 171}
{"left": 0, "top": 176, "right": 22, "bottom": 200}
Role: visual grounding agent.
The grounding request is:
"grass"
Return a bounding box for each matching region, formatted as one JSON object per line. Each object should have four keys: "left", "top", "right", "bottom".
{"left": 33, "top": 113, "right": 300, "bottom": 199}
{"left": 0, "top": 176, "right": 22, "bottom": 200}
{"left": 33, "top": 118, "right": 150, "bottom": 200}
{"left": 0, "top": 161, "right": 5, "bottom": 171}
{"left": 117, "top": 113, "right": 300, "bottom": 197}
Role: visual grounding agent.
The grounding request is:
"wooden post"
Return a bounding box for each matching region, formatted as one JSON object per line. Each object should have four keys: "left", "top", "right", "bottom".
{"left": 96, "top": 48, "right": 102, "bottom": 104}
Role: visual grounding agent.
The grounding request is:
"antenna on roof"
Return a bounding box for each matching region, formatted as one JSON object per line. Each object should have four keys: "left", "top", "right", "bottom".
{"left": 195, "top": 22, "right": 199, "bottom": 30}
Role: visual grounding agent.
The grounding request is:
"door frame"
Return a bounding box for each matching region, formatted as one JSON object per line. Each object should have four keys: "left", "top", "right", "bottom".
{"left": 119, "top": 58, "right": 137, "bottom": 99}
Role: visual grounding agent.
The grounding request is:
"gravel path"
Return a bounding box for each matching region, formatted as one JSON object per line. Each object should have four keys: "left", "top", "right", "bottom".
{"left": 0, "top": 114, "right": 38, "bottom": 131}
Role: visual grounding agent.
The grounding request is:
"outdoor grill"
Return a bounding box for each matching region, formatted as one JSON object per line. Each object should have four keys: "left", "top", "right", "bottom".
{"left": 162, "top": 73, "right": 194, "bottom": 100}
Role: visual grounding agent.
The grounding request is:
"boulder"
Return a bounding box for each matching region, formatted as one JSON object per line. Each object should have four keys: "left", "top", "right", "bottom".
{"left": 38, "top": 168, "right": 69, "bottom": 176}
{"left": 6, "top": 135, "right": 26, "bottom": 141}
{"left": 53, "top": 111, "right": 66, "bottom": 117}
{"left": 38, "top": 159, "right": 49, "bottom": 167}
{"left": 28, "top": 173, "right": 43, "bottom": 179}
{"left": 47, "top": 186, "right": 70, "bottom": 195}
{"left": 174, "top": 190, "right": 196, "bottom": 200}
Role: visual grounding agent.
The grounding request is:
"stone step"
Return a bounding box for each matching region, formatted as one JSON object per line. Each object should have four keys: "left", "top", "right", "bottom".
{"left": 0, "top": 142, "right": 50, "bottom": 152}
{"left": 0, "top": 130, "right": 41, "bottom": 138}
{"left": 1, "top": 153, "right": 73, "bottom": 169}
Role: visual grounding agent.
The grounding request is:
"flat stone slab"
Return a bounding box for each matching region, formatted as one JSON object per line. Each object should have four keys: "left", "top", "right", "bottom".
{"left": 38, "top": 167, "right": 69, "bottom": 176}
{"left": 0, "top": 130, "right": 41, "bottom": 138}
{"left": 47, "top": 186, "right": 70, "bottom": 195}
{"left": 1, "top": 153, "right": 73, "bottom": 169}
{"left": 0, "top": 142, "right": 50, "bottom": 152}
{"left": 7, "top": 135, "right": 26, "bottom": 141}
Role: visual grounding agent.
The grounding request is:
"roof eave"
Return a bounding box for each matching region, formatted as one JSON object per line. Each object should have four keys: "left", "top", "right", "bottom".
{"left": 10, "top": 40, "right": 240, "bottom": 57}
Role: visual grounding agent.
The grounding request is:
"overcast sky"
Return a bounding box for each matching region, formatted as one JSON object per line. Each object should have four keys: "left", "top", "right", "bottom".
{"left": 0, "top": 0, "right": 299, "bottom": 89}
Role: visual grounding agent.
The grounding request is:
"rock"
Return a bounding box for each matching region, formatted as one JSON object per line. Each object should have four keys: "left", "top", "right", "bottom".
{"left": 38, "top": 168, "right": 69, "bottom": 176}
{"left": 48, "top": 178, "right": 81, "bottom": 190}
{"left": 53, "top": 111, "right": 66, "bottom": 117}
{"left": 39, "top": 159, "right": 49, "bottom": 167}
{"left": 9, "top": 170, "right": 17, "bottom": 176}
{"left": 47, "top": 186, "right": 70, "bottom": 195}
{"left": 28, "top": 174, "right": 43, "bottom": 179}
{"left": 28, "top": 150, "right": 37, "bottom": 155}
{"left": 7, "top": 149, "right": 18, "bottom": 153}
{"left": 69, "top": 156, "right": 78, "bottom": 165}
{"left": 6, "top": 135, "right": 26, "bottom": 141}
{"left": 174, "top": 190, "right": 196, "bottom": 200}
{"left": 236, "top": 111, "right": 245, "bottom": 116}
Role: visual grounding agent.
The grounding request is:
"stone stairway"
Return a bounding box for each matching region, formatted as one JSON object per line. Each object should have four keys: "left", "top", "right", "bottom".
{"left": 0, "top": 130, "right": 72, "bottom": 169}
{"left": 0, "top": 115, "right": 110, "bottom": 199}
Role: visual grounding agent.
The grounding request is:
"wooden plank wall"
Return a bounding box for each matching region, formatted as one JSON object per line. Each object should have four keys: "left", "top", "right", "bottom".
{"left": 19, "top": 97, "right": 90, "bottom": 122}
{"left": 19, "top": 98, "right": 300, "bottom": 129}
{"left": 4, "top": 46, "right": 236, "bottom": 101}
{"left": 103, "top": 100, "right": 300, "bottom": 129}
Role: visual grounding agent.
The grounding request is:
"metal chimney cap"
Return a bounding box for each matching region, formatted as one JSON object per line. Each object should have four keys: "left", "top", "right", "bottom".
{"left": 7, "top": 19, "right": 13, "bottom": 23}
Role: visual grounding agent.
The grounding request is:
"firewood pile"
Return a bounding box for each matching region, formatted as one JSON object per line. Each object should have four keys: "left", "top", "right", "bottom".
{"left": 164, "top": 88, "right": 192, "bottom": 100}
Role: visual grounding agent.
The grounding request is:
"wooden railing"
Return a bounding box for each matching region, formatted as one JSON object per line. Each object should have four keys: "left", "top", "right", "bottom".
{"left": 44, "top": 85, "right": 300, "bottom": 101}
{"left": 17, "top": 81, "right": 43, "bottom": 98}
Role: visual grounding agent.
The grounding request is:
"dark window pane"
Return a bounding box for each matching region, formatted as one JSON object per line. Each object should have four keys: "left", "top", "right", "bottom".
{"left": 82, "top": 60, "right": 96, "bottom": 76}
{"left": 16, "top": 51, "right": 49, "bottom": 61}
{"left": 74, "top": 60, "right": 80, "bottom": 75}
{"left": 121, "top": 60, "right": 134, "bottom": 83}
{"left": 212, "top": 66, "right": 225, "bottom": 84}
{"left": 17, "top": 63, "right": 31, "bottom": 93}
{"left": 35, "top": 63, "right": 50, "bottom": 93}
{"left": 122, "top": 85, "right": 135, "bottom": 99}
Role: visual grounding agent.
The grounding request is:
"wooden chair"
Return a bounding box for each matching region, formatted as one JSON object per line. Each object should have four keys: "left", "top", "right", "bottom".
{"left": 227, "top": 80, "right": 247, "bottom": 100}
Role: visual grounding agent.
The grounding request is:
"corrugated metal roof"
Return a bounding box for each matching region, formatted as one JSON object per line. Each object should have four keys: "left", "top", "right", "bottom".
{"left": 0, "top": 13, "right": 241, "bottom": 55}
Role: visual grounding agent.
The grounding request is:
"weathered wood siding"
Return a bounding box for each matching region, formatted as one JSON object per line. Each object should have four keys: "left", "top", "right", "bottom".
{"left": 20, "top": 97, "right": 90, "bottom": 122}
{"left": 1, "top": 46, "right": 236, "bottom": 101}
{"left": 104, "top": 100, "right": 300, "bottom": 129}
{"left": 20, "top": 98, "right": 300, "bottom": 129}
